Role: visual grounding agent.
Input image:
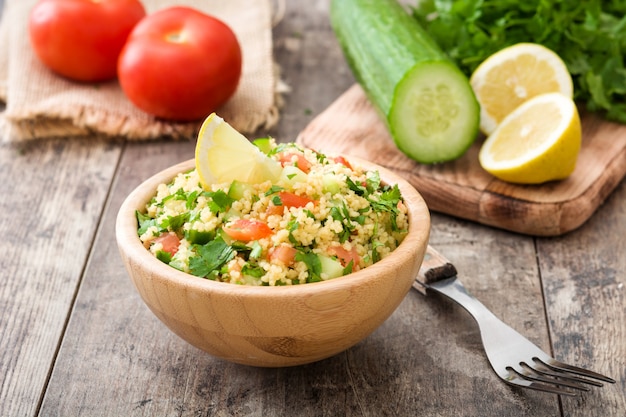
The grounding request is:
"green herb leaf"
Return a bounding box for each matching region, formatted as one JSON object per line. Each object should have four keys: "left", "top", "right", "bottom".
{"left": 242, "top": 263, "right": 265, "bottom": 278}
{"left": 188, "top": 237, "right": 236, "bottom": 278}
{"left": 412, "top": 0, "right": 626, "bottom": 123}
{"left": 265, "top": 185, "right": 284, "bottom": 196}
{"left": 271, "top": 195, "right": 283, "bottom": 206}
{"left": 295, "top": 250, "right": 322, "bottom": 283}
{"left": 155, "top": 250, "right": 172, "bottom": 264}
{"left": 346, "top": 177, "right": 366, "bottom": 196}
{"left": 205, "top": 190, "right": 234, "bottom": 213}
{"left": 287, "top": 217, "right": 299, "bottom": 245}
{"left": 159, "top": 212, "right": 189, "bottom": 232}
{"left": 136, "top": 211, "right": 157, "bottom": 236}
{"left": 343, "top": 259, "right": 354, "bottom": 275}
{"left": 249, "top": 241, "right": 263, "bottom": 259}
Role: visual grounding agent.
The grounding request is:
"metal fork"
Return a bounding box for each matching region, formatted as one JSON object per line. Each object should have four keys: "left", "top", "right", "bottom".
{"left": 413, "top": 245, "right": 616, "bottom": 396}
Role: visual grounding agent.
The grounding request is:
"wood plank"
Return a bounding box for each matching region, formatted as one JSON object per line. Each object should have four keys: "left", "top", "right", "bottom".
{"left": 296, "top": 84, "right": 626, "bottom": 237}
{"left": 41, "top": 167, "right": 562, "bottom": 416}
{"left": 41, "top": 2, "right": 560, "bottom": 414}
{"left": 0, "top": 138, "right": 121, "bottom": 417}
{"left": 537, "top": 179, "right": 626, "bottom": 415}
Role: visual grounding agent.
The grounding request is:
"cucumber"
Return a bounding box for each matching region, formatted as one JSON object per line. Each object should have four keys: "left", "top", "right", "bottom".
{"left": 319, "top": 255, "right": 345, "bottom": 279}
{"left": 279, "top": 165, "right": 307, "bottom": 186}
{"left": 330, "top": 0, "right": 480, "bottom": 163}
{"left": 228, "top": 180, "right": 255, "bottom": 200}
{"left": 185, "top": 229, "right": 215, "bottom": 245}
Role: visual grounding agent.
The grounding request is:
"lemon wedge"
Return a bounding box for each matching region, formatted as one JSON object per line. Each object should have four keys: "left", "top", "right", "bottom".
{"left": 195, "top": 113, "right": 282, "bottom": 187}
{"left": 470, "top": 43, "right": 573, "bottom": 135}
{"left": 478, "top": 93, "right": 581, "bottom": 184}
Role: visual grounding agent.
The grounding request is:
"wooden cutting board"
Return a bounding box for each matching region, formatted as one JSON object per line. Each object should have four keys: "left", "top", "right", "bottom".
{"left": 296, "top": 85, "right": 626, "bottom": 236}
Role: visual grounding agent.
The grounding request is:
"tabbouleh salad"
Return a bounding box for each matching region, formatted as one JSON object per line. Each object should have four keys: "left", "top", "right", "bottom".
{"left": 137, "top": 142, "right": 409, "bottom": 286}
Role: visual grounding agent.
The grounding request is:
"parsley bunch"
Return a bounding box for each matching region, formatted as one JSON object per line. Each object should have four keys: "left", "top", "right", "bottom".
{"left": 413, "top": 0, "right": 626, "bottom": 123}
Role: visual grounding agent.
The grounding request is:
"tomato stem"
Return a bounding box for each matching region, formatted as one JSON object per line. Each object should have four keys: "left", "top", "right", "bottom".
{"left": 166, "top": 31, "right": 187, "bottom": 44}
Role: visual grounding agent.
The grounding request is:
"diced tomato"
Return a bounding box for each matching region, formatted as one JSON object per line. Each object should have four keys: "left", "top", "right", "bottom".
{"left": 265, "top": 204, "right": 284, "bottom": 216}
{"left": 223, "top": 219, "right": 273, "bottom": 241}
{"left": 267, "top": 191, "right": 317, "bottom": 215}
{"left": 153, "top": 232, "right": 180, "bottom": 256}
{"left": 279, "top": 191, "right": 316, "bottom": 208}
{"left": 333, "top": 156, "right": 352, "bottom": 169}
{"left": 327, "top": 244, "right": 360, "bottom": 270}
{"left": 268, "top": 244, "right": 297, "bottom": 266}
{"left": 276, "top": 152, "right": 311, "bottom": 173}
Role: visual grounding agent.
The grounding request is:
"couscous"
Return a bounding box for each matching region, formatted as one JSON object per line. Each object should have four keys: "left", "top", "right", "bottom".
{"left": 137, "top": 142, "right": 409, "bottom": 286}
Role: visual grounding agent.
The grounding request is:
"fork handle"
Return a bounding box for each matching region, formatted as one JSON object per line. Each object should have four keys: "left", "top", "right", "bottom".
{"left": 413, "top": 245, "right": 458, "bottom": 293}
{"left": 413, "top": 246, "right": 500, "bottom": 323}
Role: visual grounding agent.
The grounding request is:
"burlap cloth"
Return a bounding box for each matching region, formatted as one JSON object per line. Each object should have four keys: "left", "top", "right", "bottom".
{"left": 0, "top": 0, "right": 281, "bottom": 142}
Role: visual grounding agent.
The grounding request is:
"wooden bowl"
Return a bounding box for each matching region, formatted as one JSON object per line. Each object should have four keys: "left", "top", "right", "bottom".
{"left": 116, "top": 157, "right": 430, "bottom": 367}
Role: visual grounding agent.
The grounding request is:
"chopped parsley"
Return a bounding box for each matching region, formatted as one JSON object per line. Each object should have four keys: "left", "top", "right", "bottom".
{"left": 137, "top": 211, "right": 157, "bottom": 236}
{"left": 188, "top": 237, "right": 236, "bottom": 278}
{"left": 413, "top": 0, "right": 626, "bottom": 123}
{"left": 295, "top": 250, "right": 322, "bottom": 283}
{"left": 204, "top": 189, "right": 234, "bottom": 213}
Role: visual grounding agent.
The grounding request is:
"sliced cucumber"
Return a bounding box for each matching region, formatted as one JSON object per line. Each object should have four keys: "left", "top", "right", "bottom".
{"left": 330, "top": 0, "right": 479, "bottom": 163}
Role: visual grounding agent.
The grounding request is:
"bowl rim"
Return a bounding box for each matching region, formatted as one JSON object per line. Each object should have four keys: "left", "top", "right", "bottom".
{"left": 116, "top": 156, "right": 431, "bottom": 297}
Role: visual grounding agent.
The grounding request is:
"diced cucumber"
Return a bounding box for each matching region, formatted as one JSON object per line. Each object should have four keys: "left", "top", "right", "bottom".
{"left": 322, "top": 173, "right": 343, "bottom": 195}
{"left": 223, "top": 207, "right": 242, "bottom": 222}
{"left": 319, "top": 254, "right": 345, "bottom": 279}
{"left": 185, "top": 229, "right": 215, "bottom": 245}
{"left": 216, "top": 227, "right": 235, "bottom": 245}
{"left": 330, "top": 0, "right": 479, "bottom": 163}
{"left": 228, "top": 180, "right": 255, "bottom": 200}
{"left": 279, "top": 165, "right": 307, "bottom": 186}
{"left": 253, "top": 137, "right": 273, "bottom": 154}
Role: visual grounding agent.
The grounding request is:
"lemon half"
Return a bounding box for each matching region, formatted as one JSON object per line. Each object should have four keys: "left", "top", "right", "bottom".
{"left": 478, "top": 93, "right": 581, "bottom": 184}
{"left": 195, "top": 113, "right": 282, "bottom": 187}
{"left": 470, "top": 43, "right": 573, "bottom": 135}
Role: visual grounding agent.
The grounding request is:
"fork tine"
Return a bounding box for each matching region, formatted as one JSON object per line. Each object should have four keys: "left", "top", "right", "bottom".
{"left": 539, "top": 357, "right": 616, "bottom": 384}
{"left": 505, "top": 372, "right": 579, "bottom": 397}
{"left": 530, "top": 360, "right": 605, "bottom": 387}
{"left": 518, "top": 363, "right": 593, "bottom": 390}
{"left": 416, "top": 247, "right": 616, "bottom": 396}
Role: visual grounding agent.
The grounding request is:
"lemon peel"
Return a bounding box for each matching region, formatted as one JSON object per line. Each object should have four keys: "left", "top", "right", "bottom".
{"left": 478, "top": 93, "right": 581, "bottom": 184}
{"left": 470, "top": 43, "right": 573, "bottom": 135}
{"left": 195, "top": 113, "right": 281, "bottom": 187}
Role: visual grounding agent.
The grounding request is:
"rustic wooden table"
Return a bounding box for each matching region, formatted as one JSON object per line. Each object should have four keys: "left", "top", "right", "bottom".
{"left": 1, "top": 1, "right": 624, "bottom": 416}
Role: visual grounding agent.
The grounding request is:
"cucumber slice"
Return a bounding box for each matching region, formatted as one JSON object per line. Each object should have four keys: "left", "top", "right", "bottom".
{"left": 331, "top": 0, "right": 479, "bottom": 163}
{"left": 390, "top": 61, "right": 480, "bottom": 162}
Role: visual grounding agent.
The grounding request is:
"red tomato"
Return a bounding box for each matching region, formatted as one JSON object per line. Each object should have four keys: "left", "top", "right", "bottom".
{"left": 278, "top": 192, "right": 317, "bottom": 208}
{"left": 268, "top": 244, "right": 297, "bottom": 266}
{"left": 223, "top": 219, "right": 272, "bottom": 242}
{"left": 328, "top": 245, "right": 360, "bottom": 269}
{"left": 28, "top": 0, "right": 146, "bottom": 82}
{"left": 277, "top": 152, "right": 311, "bottom": 173}
{"left": 117, "top": 6, "right": 242, "bottom": 121}
{"left": 153, "top": 232, "right": 180, "bottom": 256}
{"left": 333, "top": 156, "right": 353, "bottom": 169}
{"left": 267, "top": 191, "right": 317, "bottom": 215}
